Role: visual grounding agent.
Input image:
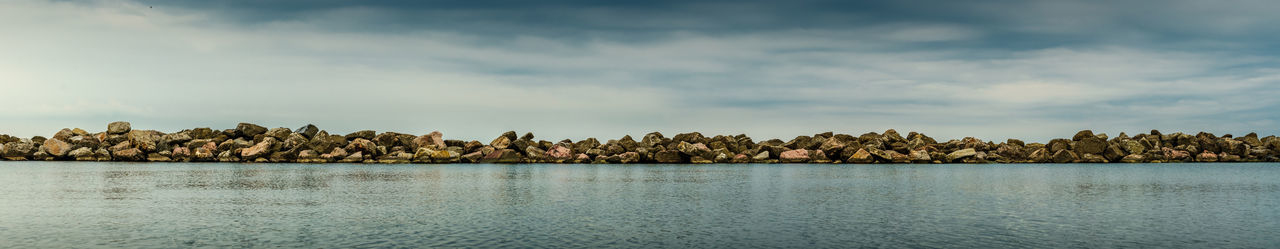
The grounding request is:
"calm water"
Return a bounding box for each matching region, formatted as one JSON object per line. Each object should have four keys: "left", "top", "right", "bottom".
{"left": 0, "top": 162, "right": 1278, "bottom": 248}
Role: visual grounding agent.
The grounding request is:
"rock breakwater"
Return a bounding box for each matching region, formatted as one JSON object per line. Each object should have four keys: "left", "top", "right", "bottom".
{"left": 2, "top": 122, "right": 1278, "bottom": 163}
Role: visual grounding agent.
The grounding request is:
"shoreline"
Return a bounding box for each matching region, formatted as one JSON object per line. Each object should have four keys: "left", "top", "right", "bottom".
{"left": 2, "top": 122, "right": 1277, "bottom": 164}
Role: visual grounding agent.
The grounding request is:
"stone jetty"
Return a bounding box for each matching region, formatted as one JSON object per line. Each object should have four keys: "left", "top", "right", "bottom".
{"left": 1, "top": 122, "right": 1278, "bottom": 163}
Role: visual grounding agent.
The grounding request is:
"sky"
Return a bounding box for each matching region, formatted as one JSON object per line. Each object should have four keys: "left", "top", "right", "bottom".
{"left": 2, "top": 0, "right": 1279, "bottom": 142}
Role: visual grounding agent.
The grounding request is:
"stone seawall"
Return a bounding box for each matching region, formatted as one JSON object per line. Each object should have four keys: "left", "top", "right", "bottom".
{"left": 1, "top": 122, "right": 1277, "bottom": 163}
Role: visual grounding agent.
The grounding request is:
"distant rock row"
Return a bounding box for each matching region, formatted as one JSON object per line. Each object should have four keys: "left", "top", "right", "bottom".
{"left": 1, "top": 122, "right": 1278, "bottom": 163}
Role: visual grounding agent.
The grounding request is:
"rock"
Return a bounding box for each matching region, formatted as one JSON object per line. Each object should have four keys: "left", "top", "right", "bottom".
{"left": 818, "top": 139, "right": 846, "bottom": 152}
{"left": 731, "top": 154, "right": 751, "bottom": 163}
{"left": 909, "top": 150, "right": 931, "bottom": 163}
{"left": 43, "top": 138, "right": 72, "bottom": 157}
{"left": 236, "top": 123, "right": 268, "bottom": 137}
{"left": 193, "top": 147, "right": 215, "bottom": 161}
{"left": 1047, "top": 139, "right": 1071, "bottom": 153}
{"left": 1073, "top": 136, "right": 1108, "bottom": 155}
{"left": 431, "top": 150, "right": 461, "bottom": 162}
{"left": 127, "top": 130, "right": 161, "bottom": 152}
{"left": 779, "top": 149, "right": 810, "bottom": 163}
{"left": 752, "top": 151, "right": 770, "bottom": 161}
{"left": 294, "top": 124, "right": 319, "bottom": 138}
{"left": 265, "top": 127, "right": 292, "bottom": 140}
{"left": 1051, "top": 150, "right": 1078, "bottom": 163}
{"left": 525, "top": 146, "right": 546, "bottom": 160}
{"left": 171, "top": 147, "right": 191, "bottom": 160}
{"left": 618, "top": 152, "right": 640, "bottom": 163}
{"left": 481, "top": 149, "right": 523, "bottom": 163}
{"left": 159, "top": 132, "right": 193, "bottom": 146}
{"left": 107, "top": 121, "right": 131, "bottom": 135}
{"left": 146, "top": 153, "right": 171, "bottom": 162}
{"left": 344, "top": 138, "right": 377, "bottom": 156}
{"left": 1196, "top": 151, "right": 1218, "bottom": 162}
{"left": 345, "top": 130, "right": 376, "bottom": 141}
{"left": 546, "top": 145, "right": 573, "bottom": 160}
{"left": 1080, "top": 154, "right": 1108, "bottom": 163}
{"left": 1119, "top": 154, "right": 1145, "bottom": 163}
{"left": 654, "top": 150, "right": 683, "bottom": 163}
{"left": 2, "top": 142, "right": 34, "bottom": 160}
{"left": 340, "top": 151, "right": 364, "bottom": 163}
{"left": 113, "top": 148, "right": 144, "bottom": 161}
{"left": 490, "top": 135, "right": 511, "bottom": 149}
{"left": 848, "top": 148, "right": 875, "bottom": 163}
{"left": 68, "top": 147, "right": 94, "bottom": 158}
{"left": 241, "top": 138, "right": 278, "bottom": 160}
{"left": 946, "top": 148, "right": 977, "bottom": 162}
{"left": 675, "top": 142, "right": 711, "bottom": 158}
{"left": 1120, "top": 140, "right": 1146, "bottom": 154}
{"left": 1072, "top": 130, "right": 1095, "bottom": 141}
{"left": 412, "top": 131, "right": 446, "bottom": 150}
{"left": 1163, "top": 148, "right": 1191, "bottom": 161}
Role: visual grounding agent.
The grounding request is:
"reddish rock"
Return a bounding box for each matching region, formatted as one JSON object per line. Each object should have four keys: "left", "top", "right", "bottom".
{"left": 780, "top": 149, "right": 810, "bottom": 163}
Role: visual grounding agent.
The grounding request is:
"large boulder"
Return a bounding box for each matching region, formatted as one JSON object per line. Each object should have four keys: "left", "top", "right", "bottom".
{"left": 68, "top": 147, "right": 94, "bottom": 159}
{"left": 490, "top": 135, "right": 511, "bottom": 149}
{"left": 546, "top": 144, "right": 573, "bottom": 160}
{"left": 2, "top": 142, "right": 35, "bottom": 159}
{"left": 264, "top": 127, "right": 293, "bottom": 141}
{"left": 1073, "top": 137, "right": 1108, "bottom": 155}
{"left": 847, "top": 148, "right": 875, "bottom": 163}
{"left": 240, "top": 137, "right": 279, "bottom": 160}
{"left": 127, "top": 130, "right": 162, "bottom": 152}
{"left": 945, "top": 148, "right": 977, "bottom": 162}
{"left": 236, "top": 123, "right": 268, "bottom": 138}
{"left": 1072, "top": 130, "right": 1095, "bottom": 141}
{"left": 43, "top": 138, "right": 73, "bottom": 157}
{"left": 107, "top": 121, "right": 131, "bottom": 135}
{"left": 412, "top": 131, "right": 446, "bottom": 150}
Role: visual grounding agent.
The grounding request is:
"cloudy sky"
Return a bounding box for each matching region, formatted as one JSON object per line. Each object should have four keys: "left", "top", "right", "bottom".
{"left": 2, "top": 0, "right": 1278, "bottom": 142}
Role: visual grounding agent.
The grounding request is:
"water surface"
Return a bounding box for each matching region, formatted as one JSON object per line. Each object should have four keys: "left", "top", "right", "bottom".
{"left": 1, "top": 162, "right": 1278, "bottom": 248}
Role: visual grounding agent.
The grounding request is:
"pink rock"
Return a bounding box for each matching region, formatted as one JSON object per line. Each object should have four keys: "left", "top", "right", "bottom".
{"left": 547, "top": 145, "right": 573, "bottom": 159}
{"left": 413, "top": 131, "right": 446, "bottom": 149}
{"left": 780, "top": 149, "right": 810, "bottom": 163}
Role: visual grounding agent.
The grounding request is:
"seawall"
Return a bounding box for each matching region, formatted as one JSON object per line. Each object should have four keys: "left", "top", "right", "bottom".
{"left": 2, "top": 122, "right": 1277, "bottom": 163}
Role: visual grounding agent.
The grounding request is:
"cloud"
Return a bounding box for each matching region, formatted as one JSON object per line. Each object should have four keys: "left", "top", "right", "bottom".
{"left": 1, "top": 0, "right": 1278, "bottom": 142}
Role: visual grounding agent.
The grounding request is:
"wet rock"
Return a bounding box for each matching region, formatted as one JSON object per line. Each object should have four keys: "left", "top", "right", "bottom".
{"left": 107, "top": 121, "right": 131, "bottom": 135}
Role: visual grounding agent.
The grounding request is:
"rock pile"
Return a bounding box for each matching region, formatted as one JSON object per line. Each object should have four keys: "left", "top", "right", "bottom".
{"left": 2, "top": 122, "right": 1278, "bottom": 163}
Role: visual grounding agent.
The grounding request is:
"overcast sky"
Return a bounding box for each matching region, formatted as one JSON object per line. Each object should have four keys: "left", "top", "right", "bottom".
{"left": 2, "top": 0, "right": 1278, "bottom": 142}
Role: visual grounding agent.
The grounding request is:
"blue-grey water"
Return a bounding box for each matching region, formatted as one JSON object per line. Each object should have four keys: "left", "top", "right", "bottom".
{"left": 1, "top": 162, "right": 1278, "bottom": 248}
